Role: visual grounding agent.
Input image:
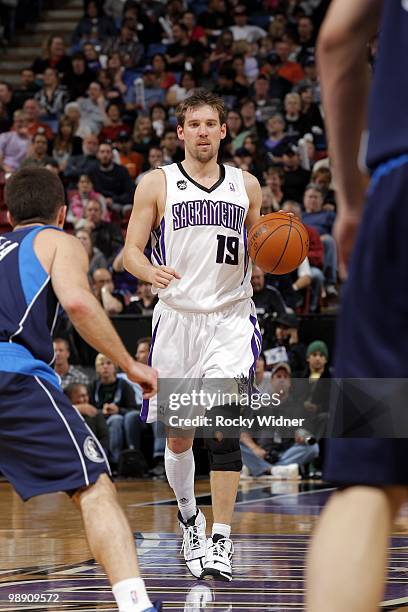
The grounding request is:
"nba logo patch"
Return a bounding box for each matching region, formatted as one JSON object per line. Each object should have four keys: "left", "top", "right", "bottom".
{"left": 177, "top": 180, "right": 187, "bottom": 190}
{"left": 130, "top": 591, "right": 138, "bottom": 604}
{"left": 229, "top": 182, "right": 235, "bottom": 191}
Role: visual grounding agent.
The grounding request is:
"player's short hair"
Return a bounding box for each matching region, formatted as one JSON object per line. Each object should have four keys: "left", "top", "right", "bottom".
{"left": 176, "top": 89, "right": 226, "bottom": 127}
{"left": 5, "top": 167, "right": 65, "bottom": 226}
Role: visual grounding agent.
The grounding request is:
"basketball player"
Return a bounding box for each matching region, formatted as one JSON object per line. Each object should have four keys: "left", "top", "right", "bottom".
{"left": 306, "top": 1, "right": 408, "bottom": 611}
{"left": 123, "top": 90, "right": 262, "bottom": 581}
{"left": 0, "top": 168, "right": 160, "bottom": 612}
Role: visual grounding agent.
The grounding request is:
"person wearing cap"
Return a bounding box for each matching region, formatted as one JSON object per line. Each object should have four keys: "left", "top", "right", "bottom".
{"left": 240, "top": 362, "right": 319, "bottom": 479}
{"left": 281, "top": 143, "right": 311, "bottom": 202}
{"left": 114, "top": 131, "right": 144, "bottom": 181}
{"left": 300, "top": 341, "right": 331, "bottom": 441}
{"left": 295, "top": 55, "right": 321, "bottom": 104}
{"left": 230, "top": 5, "right": 267, "bottom": 43}
{"left": 263, "top": 311, "right": 307, "bottom": 377}
{"left": 125, "top": 66, "right": 165, "bottom": 113}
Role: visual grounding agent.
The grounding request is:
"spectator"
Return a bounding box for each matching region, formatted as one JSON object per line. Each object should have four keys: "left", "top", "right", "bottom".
{"left": 311, "top": 166, "right": 336, "bottom": 208}
{"left": 83, "top": 42, "right": 102, "bottom": 72}
{"left": 198, "top": 0, "right": 232, "bottom": 39}
{"left": 264, "top": 312, "right": 306, "bottom": 377}
{"left": 78, "top": 81, "right": 110, "bottom": 135}
{"left": 12, "top": 69, "right": 40, "bottom": 110}
{"left": 136, "top": 146, "right": 164, "bottom": 184}
{"left": 99, "top": 102, "right": 130, "bottom": 142}
{"left": 132, "top": 116, "right": 159, "bottom": 157}
{"left": 166, "top": 71, "right": 197, "bottom": 108}
{"left": 282, "top": 144, "right": 311, "bottom": 202}
{"left": 230, "top": 5, "right": 267, "bottom": 43}
{"left": 102, "top": 19, "right": 144, "bottom": 69}
{"left": 89, "top": 353, "right": 139, "bottom": 468}
{"left": 296, "top": 16, "right": 316, "bottom": 65}
{"left": 259, "top": 53, "right": 292, "bottom": 111}
{"left": 0, "top": 82, "right": 15, "bottom": 121}
{"left": 68, "top": 173, "right": 108, "bottom": 225}
{"left": 125, "top": 66, "right": 165, "bottom": 113}
{"left": 300, "top": 340, "right": 331, "bottom": 441}
{"left": 65, "top": 382, "right": 109, "bottom": 451}
{"left": 232, "top": 55, "right": 250, "bottom": 90}
{"left": 64, "top": 132, "right": 99, "bottom": 185}
{"left": 252, "top": 75, "right": 279, "bottom": 122}
{"left": 123, "top": 280, "right": 158, "bottom": 314}
{"left": 214, "top": 68, "right": 246, "bottom": 110}
{"left": 92, "top": 267, "right": 124, "bottom": 315}
{"left": 275, "top": 39, "right": 304, "bottom": 85}
{"left": 240, "top": 362, "right": 318, "bottom": 478}
{"left": 53, "top": 338, "right": 90, "bottom": 389}
{"left": 263, "top": 113, "right": 287, "bottom": 158}
{"left": 160, "top": 128, "right": 183, "bottom": 163}
{"left": 302, "top": 184, "right": 338, "bottom": 297}
{"left": 299, "top": 85, "right": 324, "bottom": 133}
{"left": 113, "top": 130, "right": 143, "bottom": 180}
{"left": 35, "top": 68, "right": 68, "bottom": 125}
{"left": 262, "top": 167, "right": 285, "bottom": 211}
{"left": 22, "top": 99, "right": 54, "bottom": 141}
{"left": 165, "top": 23, "right": 206, "bottom": 73}
{"left": 209, "top": 29, "right": 234, "bottom": 67}
{"left": 75, "top": 228, "right": 108, "bottom": 280}
{"left": 63, "top": 52, "right": 96, "bottom": 101}
{"left": 64, "top": 102, "right": 84, "bottom": 138}
{"left": 89, "top": 141, "right": 135, "bottom": 210}
{"left": 240, "top": 97, "right": 266, "bottom": 140}
{"left": 251, "top": 265, "right": 286, "bottom": 348}
{"left": 224, "top": 109, "right": 245, "bottom": 154}
{"left": 97, "top": 68, "right": 124, "bottom": 105}
{"left": 83, "top": 198, "right": 124, "bottom": 260}
{"left": 283, "top": 200, "right": 325, "bottom": 312}
{"left": 151, "top": 54, "right": 176, "bottom": 90}
{"left": 52, "top": 116, "right": 83, "bottom": 173}
{"left": 104, "top": 52, "right": 127, "bottom": 100}
{"left": 254, "top": 354, "right": 272, "bottom": 395}
{"left": 296, "top": 55, "right": 320, "bottom": 104}
{"left": 283, "top": 92, "right": 309, "bottom": 138}
{"left": 19, "top": 132, "right": 54, "bottom": 169}
{"left": 0, "top": 110, "right": 30, "bottom": 172}
{"left": 181, "top": 10, "right": 207, "bottom": 46}
{"left": 31, "top": 35, "right": 71, "bottom": 79}
{"left": 71, "top": 0, "right": 117, "bottom": 48}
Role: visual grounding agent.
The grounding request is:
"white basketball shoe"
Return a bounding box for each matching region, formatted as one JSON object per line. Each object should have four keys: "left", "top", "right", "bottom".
{"left": 200, "top": 535, "right": 234, "bottom": 582}
{"left": 178, "top": 508, "right": 207, "bottom": 578}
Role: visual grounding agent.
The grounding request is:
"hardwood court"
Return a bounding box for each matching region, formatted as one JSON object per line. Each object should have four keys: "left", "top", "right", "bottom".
{"left": 1, "top": 479, "right": 408, "bottom": 610}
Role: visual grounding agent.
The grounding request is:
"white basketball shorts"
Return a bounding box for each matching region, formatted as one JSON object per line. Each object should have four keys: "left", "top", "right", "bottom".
{"left": 141, "top": 299, "right": 262, "bottom": 423}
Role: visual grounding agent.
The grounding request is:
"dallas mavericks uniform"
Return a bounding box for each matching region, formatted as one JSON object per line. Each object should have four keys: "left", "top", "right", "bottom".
{"left": 325, "top": 0, "right": 408, "bottom": 485}
{"left": 141, "top": 163, "right": 261, "bottom": 423}
{"left": 0, "top": 226, "right": 110, "bottom": 501}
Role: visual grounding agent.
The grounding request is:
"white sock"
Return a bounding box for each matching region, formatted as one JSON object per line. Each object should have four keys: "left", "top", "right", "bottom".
{"left": 212, "top": 523, "right": 231, "bottom": 539}
{"left": 165, "top": 443, "right": 196, "bottom": 521}
{"left": 112, "top": 578, "right": 152, "bottom": 612}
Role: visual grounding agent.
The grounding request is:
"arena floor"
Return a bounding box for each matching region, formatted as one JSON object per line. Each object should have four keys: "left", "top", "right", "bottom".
{"left": 1, "top": 480, "right": 408, "bottom": 611}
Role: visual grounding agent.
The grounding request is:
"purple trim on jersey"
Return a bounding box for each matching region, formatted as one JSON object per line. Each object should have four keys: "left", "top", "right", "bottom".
{"left": 140, "top": 315, "right": 161, "bottom": 422}
{"left": 152, "top": 248, "right": 162, "bottom": 266}
{"left": 242, "top": 225, "right": 249, "bottom": 285}
{"left": 159, "top": 218, "right": 166, "bottom": 265}
{"left": 249, "top": 314, "right": 261, "bottom": 392}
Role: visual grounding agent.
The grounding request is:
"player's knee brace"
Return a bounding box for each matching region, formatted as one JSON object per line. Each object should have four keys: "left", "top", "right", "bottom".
{"left": 205, "top": 436, "right": 242, "bottom": 472}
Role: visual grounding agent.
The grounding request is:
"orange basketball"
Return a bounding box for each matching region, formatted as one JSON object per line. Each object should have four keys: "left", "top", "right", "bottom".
{"left": 248, "top": 212, "right": 309, "bottom": 275}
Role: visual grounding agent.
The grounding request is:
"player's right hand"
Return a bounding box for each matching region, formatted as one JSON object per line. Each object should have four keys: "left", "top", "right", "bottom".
{"left": 126, "top": 361, "right": 158, "bottom": 399}
{"left": 148, "top": 265, "right": 181, "bottom": 289}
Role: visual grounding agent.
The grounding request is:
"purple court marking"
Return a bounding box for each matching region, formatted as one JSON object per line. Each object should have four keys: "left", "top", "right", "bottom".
{"left": 1, "top": 531, "right": 407, "bottom": 610}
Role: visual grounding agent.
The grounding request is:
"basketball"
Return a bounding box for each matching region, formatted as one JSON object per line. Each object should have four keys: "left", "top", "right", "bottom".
{"left": 248, "top": 212, "right": 309, "bottom": 275}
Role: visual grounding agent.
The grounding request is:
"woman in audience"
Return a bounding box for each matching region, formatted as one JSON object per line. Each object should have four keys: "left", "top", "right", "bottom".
{"left": 68, "top": 175, "right": 109, "bottom": 225}
{"left": 75, "top": 227, "right": 108, "bottom": 280}
{"left": 52, "top": 116, "right": 83, "bottom": 172}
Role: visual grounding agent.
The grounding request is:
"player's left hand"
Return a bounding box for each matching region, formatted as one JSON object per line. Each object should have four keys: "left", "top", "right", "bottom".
{"left": 333, "top": 210, "right": 362, "bottom": 280}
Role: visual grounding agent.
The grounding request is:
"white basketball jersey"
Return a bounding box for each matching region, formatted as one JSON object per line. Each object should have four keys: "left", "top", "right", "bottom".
{"left": 151, "top": 162, "right": 253, "bottom": 312}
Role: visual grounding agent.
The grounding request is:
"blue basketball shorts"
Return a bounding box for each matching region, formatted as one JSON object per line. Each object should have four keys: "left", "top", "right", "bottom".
{"left": 0, "top": 372, "right": 111, "bottom": 501}
{"left": 325, "top": 156, "right": 408, "bottom": 486}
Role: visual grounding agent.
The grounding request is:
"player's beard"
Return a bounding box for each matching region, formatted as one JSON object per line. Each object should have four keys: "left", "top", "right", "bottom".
{"left": 190, "top": 143, "right": 218, "bottom": 163}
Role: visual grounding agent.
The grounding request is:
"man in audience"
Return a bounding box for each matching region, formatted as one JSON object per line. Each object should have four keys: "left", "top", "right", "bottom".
{"left": 20, "top": 132, "right": 54, "bottom": 169}
{"left": 251, "top": 265, "right": 286, "bottom": 348}
{"left": 53, "top": 338, "right": 90, "bottom": 390}
{"left": 89, "top": 353, "right": 140, "bottom": 470}
{"left": 83, "top": 198, "right": 124, "bottom": 260}
{"left": 78, "top": 82, "right": 109, "bottom": 135}
{"left": 89, "top": 142, "right": 135, "bottom": 213}
{"left": 65, "top": 382, "right": 109, "bottom": 451}
{"left": 92, "top": 268, "right": 125, "bottom": 315}
{"left": 22, "top": 99, "right": 53, "bottom": 140}
{"left": 0, "top": 110, "right": 30, "bottom": 172}
{"left": 64, "top": 133, "right": 99, "bottom": 186}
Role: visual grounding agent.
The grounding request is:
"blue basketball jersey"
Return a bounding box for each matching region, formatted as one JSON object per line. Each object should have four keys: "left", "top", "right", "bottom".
{"left": 0, "top": 225, "right": 61, "bottom": 387}
{"left": 366, "top": 1, "right": 408, "bottom": 170}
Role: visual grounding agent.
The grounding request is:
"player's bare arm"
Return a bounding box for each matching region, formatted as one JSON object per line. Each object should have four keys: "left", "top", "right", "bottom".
{"left": 35, "top": 229, "right": 157, "bottom": 398}
{"left": 243, "top": 171, "right": 262, "bottom": 231}
{"left": 318, "top": 0, "right": 381, "bottom": 213}
{"left": 123, "top": 169, "right": 181, "bottom": 289}
{"left": 318, "top": 0, "right": 382, "bottom": 271}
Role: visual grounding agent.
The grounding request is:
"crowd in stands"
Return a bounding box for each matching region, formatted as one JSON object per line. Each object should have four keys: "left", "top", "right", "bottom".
{"left": 0, "top": 0, "right": 335, "bottom": 480}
